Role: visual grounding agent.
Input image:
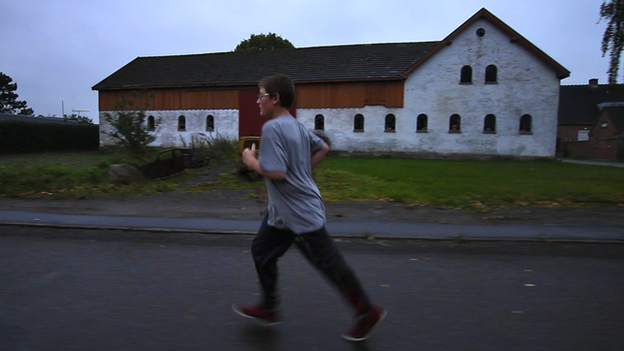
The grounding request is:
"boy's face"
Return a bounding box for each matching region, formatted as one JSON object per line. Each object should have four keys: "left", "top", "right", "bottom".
{"left": 257, "top": 87, "right": 275, "bottom": 119}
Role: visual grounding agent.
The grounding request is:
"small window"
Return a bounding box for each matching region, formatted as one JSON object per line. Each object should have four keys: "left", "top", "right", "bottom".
{"left": 485, "top": 65, "right": 497, "bottom": 83}
{"left": 484, "top": 114, "right": 496, "bottom": 133}
{"left": 520, "top": 114, "right": 532, "bottom": 133}
{"left": 476, "top": 28, "right": 486, "bottom": 37}
{"left": 315, "top": 114, "right": 325, "bottom": 130}
{"left": 601, "top": 122, "right": 608, "bottom": 129}
{"left": 147, "top": 115, "right": 155, "bottom": 131}
{"left": 354, "top": 114, "right": 364, "bottom": 132}
{"left": 461, "top": 65, "right": 472, "bottom": 84}
{"left": 178, "top": 116, "right": 186, "bottom": 131}
{"left": 417, "top": 114, "right": 428, "bottom": 132}
{"left": 385, "top": 114, "right": 396, "bottom": 132}
{"left": 206, "top": 115, "right": 214, "bottom": 131}
{"left": 449, "top": 114, "right": 461, "bottom": 132}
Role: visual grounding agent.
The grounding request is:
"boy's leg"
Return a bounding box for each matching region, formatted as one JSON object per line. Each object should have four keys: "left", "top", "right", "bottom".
{"left": 251, "top": 216, "right": 296, "bottom": 310}
{"left": 294, "top": 226, "right": 387, "bottom": 341}
{"left": 293, "top": 226, "right": 372, "bottom": 315}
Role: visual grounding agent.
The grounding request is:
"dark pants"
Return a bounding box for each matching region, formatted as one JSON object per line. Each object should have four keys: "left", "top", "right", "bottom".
{"left": 251, "top": 215, "right": 372, "bottom": 315}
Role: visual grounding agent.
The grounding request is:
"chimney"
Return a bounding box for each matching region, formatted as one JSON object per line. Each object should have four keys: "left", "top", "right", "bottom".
{"left": 589, "top": 78, "right": 599, "bottom": 87}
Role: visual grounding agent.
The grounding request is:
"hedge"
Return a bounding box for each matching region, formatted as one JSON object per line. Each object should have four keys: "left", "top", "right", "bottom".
{"left": 0, "top": 120, "right": 100, "bottom": 154}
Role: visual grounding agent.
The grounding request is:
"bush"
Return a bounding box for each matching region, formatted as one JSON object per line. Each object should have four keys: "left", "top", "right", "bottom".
{"left": 188, "top": 133, "right": 238, "bottom": 163}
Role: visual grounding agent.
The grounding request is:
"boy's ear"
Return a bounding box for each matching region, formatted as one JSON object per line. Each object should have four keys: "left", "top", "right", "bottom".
{"left": 271, "top": 93, "right": 281, "bottom": 105}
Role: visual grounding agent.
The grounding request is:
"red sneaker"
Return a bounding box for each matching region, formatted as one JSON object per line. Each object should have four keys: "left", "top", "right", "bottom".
{"left": 232, "top": 304, "right": 282, "bottom": 326}
{"left": 342, "top": 306, "right": 387, "bottom": 341}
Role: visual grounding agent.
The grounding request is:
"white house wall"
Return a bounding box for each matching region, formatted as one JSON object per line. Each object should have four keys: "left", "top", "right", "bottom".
{"left": 299, "top": 18, "right": 561, "bottom": 157}
{"left": 99, "top": 20, "right": 561, "bottom": 158}
{"left": 99, "top": 109, "right": 239, "bottom": 147}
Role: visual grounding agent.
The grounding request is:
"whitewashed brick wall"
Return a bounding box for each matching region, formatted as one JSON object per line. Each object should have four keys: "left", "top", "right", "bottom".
{"left": 99, "top": 109, "right": 239, "bottom": 147}
{"left": 299, "top": 18, "right": 561, "bottom": 157}
{"left": 100, "top": 19, "right": 561, "bottom": 157}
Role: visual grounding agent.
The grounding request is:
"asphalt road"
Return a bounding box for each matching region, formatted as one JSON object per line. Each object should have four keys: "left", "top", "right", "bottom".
{"left": 1, "top": 226, "right": 623, "bottom": 351}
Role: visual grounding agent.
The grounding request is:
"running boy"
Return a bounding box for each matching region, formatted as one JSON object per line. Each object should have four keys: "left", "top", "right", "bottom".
{"left": 232, "top": 74, "right": 386, "bottom": 341}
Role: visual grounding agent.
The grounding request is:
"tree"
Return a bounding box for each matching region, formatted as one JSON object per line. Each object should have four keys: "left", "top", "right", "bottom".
{"left": 103, "top": 97, "right": 158, "bottom": 154}
{"left": 235, "top": 33, "right": 294, "bottom": 52}
{"left": 64, "top": 113, "right": 94, "bottom": 124}
{"left": 0, "top": 72, "right": 34, "bottom": 115}
{"left": 600, "top": 0, "right": 624, "bottom": 84}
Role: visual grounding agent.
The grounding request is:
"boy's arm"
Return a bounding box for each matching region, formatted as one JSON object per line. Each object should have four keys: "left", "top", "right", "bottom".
{"left": 311, "top": 143, "right": 330, "bottom": 170}
{"left": 242, "top": 144, "right": 286, "bottom": 181}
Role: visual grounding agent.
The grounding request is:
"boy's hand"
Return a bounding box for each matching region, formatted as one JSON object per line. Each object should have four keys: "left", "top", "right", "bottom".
{"left": 242, "top": 143, "right": 256, "bottom": 166}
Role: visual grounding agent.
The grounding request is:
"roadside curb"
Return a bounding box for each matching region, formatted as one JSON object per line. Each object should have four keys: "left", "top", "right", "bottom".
{"left": 2, "top": 221, "right": 623, "bottom": 245}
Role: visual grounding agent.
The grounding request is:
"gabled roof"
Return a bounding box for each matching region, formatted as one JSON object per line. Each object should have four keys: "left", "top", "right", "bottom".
{"left": 601, "top": 105, "right": 624, "bottom": 133}
{"left": 558, "top": 84, "right": 624, "bottom": 125}
{"left": 92, "top": 41, "right": 440, "bottom": 90}
{"left": 401, "top": 8, "right": 570, "bottom": 80}
{"left": 93, "top": 8, "right": 569, "bottom": 91}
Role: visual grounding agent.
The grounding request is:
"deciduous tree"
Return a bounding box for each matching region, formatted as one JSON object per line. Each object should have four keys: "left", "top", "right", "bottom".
{"left": 600, "top": 0, "right": 624, "bottom": 84}
{"left": 103, "top": 97, "right": 159, "bottom": 154}
{"left": 235, "top": 33, "right": 294, "bottom": 52}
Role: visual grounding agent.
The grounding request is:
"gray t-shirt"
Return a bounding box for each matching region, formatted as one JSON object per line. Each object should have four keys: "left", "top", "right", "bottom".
{"left": 259, "top": 115, "right": 326, "bottom": 234}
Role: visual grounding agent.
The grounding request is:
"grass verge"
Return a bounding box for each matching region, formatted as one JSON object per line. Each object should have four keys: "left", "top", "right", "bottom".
{"left": 1, "top": 153, "right": 623, "bottom": 211}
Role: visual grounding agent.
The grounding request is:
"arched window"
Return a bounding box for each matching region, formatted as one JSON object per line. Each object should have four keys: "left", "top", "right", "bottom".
{"left": 314, "top": 114, "right": 325, "bottom": 130}
{"left": 417, "top": 114, "right": 428, "bottom": 132}
{"left": 384, "top": 114, "right": 396, "bottom": 132}
{"left": 354, "top": 114, "right": 364, "bottom": 132}
{"left": 147, "top": 115, "right": 155, "bottom": 131}
{"left": 206, "top": 115, "right": 214, "bottom": 131}
{"left": 485, "top": 65, "right": 497, "bottom": 83}
{"left": 449, "top": 114, "right": 461, "bottom": 132}
{"left": 461, "top": 65, "right": 472, "bottom": 83}
{"left": 178, "top": 116, "right": 186, "bottom": 131}
{"left": 484, "top": 114, "right": 496, "bottom": 133}
{"left": 520, "top": 114, "right": 532, "bottom": 133}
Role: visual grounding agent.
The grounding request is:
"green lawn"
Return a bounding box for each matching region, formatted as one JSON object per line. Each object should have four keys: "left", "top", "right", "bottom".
{"left": 313, "top": 157, "right": 624, "bottom": 210}
{"left": 1, "top": 152, "right": 623, "bottom": 211}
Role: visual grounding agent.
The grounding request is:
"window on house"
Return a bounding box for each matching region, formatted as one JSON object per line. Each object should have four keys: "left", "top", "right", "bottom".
{"left": 461, "top": 65, "right": 472, "bottom": 83}
{"left": 206, "top": 115, "right": 214, "bottom": 131}
{"left": 520, "top": 114, "right": 532, "bottom": 133}
{"left": 484, "top": 114, "right": 496, "bottom": 133}
{"left": 354, "top": 114, "right": 364, "bottom": 132}
{"left": 485, "top": 65, "right": 497, "bottom": 83}
{"left": 147, "top": 115, "right": 155, "bottom": 131}
{"left": 178, "top": 116, "right": 186, "bottom": 131}
{"left": 315, "top": 114, "right": 325, "bottom": 130}
{"left": 449, "top": 114, "right": 461, "bottom": 132}
{"left": 417, "top": 114, "right": 428, "bottom": 132}
{"left": 601, "top": 122, "right": 608, "bottom": 129}
{"left": 385, "top": 114, "right": 396, "bottom": 132}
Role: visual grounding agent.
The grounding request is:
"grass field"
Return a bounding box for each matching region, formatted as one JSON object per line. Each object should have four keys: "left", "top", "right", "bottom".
{"left": 314, "top": 157, "right": 624, "bottom": 210}
{"left": 1, "top": 152, "right": 623, "bottom": 210}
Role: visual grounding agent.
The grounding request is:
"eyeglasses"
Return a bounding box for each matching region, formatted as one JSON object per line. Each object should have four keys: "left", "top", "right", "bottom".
{"left": 258, "top": 93, "right": 271, "bottom": 100}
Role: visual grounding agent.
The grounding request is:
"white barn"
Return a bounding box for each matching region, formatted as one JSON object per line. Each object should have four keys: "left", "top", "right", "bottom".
{"left": 93, "top": 8, "right": 569, "bottom": 158}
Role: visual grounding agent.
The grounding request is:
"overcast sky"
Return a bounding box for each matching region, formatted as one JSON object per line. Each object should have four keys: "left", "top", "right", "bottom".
{"left": 0, "top": 0, "right": 611, "bottom": 123}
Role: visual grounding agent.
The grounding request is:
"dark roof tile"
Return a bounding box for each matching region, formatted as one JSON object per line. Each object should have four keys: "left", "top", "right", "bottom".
{"left": 558, "top": 84, "right": 624, "bottom": 125}
{"left": 92, "top": 42, "right": 440, "bottom": 90}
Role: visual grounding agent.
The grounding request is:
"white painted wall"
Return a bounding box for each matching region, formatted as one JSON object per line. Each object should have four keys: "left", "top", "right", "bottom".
{"left": 100, "top": 19, "right": 561, "bottom": 157}
{"left": 99, "top": 109, "right": 239, "bottom": 147}
{"left": 299, "top": 18, "right": 561, "bottom": 157}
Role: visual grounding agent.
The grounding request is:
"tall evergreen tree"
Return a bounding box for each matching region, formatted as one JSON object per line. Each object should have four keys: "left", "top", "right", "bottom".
{"left": 600, "top": 0, "right": 624, "bottom": 84}
{"left": 0, "top": 72, "right": 34, "bottom": 115}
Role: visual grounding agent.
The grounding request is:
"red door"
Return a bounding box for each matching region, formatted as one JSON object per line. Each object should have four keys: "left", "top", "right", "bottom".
{"left": 238, "top": 88, "right": 297, "bottom": 138}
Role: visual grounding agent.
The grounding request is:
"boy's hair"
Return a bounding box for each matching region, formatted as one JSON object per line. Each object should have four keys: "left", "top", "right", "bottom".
{"left": 259, "top": 74, "right": 295, "bottom": 108}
